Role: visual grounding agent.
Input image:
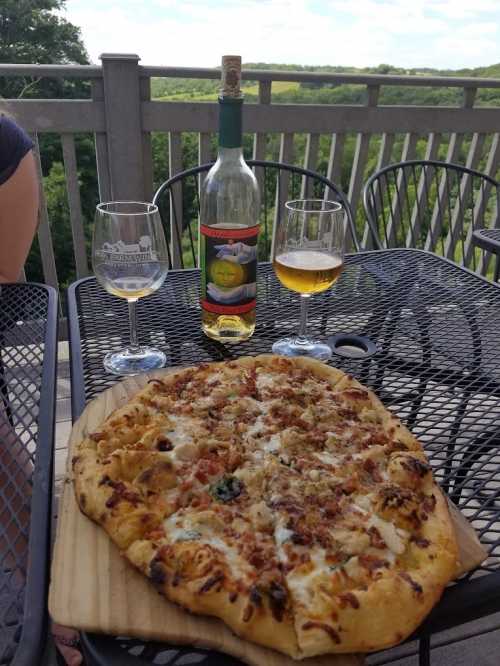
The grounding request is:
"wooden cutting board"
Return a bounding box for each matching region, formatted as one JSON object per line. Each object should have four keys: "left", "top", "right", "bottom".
{"left": 49, "top": 369, "right": 487, "bottom": 666}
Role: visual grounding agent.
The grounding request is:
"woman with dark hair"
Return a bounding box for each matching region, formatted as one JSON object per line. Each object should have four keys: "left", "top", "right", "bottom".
{"left": 0, "top": 114, "right": 39, "bottom": 281}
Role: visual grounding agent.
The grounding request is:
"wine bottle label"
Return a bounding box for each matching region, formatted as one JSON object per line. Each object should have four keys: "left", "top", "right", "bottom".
{"left": 200, "top": 224, "right": 259, "bottom": 315}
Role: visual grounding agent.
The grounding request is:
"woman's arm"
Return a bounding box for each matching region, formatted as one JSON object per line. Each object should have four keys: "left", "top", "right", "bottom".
{"left": 0, "top": 150, "right": 39, "bottom": 282}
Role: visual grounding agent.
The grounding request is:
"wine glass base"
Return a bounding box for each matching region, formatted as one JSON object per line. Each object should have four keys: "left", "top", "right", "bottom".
{"left": 103, "top": 347, "right": 166, "bottom": 375}
{"left": 272, "top": 337, "right": 332, "bottom": 362}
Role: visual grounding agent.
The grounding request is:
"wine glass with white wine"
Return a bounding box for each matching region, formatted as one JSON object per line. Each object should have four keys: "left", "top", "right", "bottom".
{"left": 92, "top": 201, "right": 169, "bottom": 375}
{"left": 272, "top": 199, "right": 346, "bottom": 361}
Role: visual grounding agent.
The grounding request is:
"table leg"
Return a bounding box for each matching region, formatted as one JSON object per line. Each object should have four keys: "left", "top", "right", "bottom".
{"left": 419, "top": 635, "right": 431, "bottom": 666}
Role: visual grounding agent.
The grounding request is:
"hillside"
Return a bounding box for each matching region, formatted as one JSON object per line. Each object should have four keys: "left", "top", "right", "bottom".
{"left": 151, "top": 62, "right": 500, "bottom": 107}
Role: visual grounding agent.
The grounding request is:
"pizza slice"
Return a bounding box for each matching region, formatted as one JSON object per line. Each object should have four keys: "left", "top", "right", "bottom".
{"left": 73, "top": 362, "right": 256, "bottom": 548}
{"left": 255, "top": 376, "right": 458, "bottom": 657}
{"left": 125, "top": 461, "right": 300, "bottom": 657}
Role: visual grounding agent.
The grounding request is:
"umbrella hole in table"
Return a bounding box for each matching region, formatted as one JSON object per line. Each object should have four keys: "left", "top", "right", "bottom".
{"left": 328, "top": 333, "right": 378, "bottom": 359}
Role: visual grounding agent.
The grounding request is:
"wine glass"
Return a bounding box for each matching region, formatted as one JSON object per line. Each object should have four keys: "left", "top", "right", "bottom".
{"left": 92, "top": 201, "right": 169, "bottom": 375}
{"left": 272, "top": 199, "right": 346, "bottom": 361}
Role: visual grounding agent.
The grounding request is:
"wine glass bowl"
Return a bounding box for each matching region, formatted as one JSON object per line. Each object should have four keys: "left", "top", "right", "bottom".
{"left": 92, "top": 201, "right": 169, "bottom": 375}
{"left": 272, "top": 199, "right": 346, "bottom": 361}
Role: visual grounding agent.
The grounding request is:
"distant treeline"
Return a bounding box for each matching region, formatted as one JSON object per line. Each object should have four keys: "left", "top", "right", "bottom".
{"left": 151, "top": 62, "right": 500, "bottom": 107}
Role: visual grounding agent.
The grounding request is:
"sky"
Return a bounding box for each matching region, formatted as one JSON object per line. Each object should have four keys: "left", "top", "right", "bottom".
{"left": 63, "top": 0, "right": 499, "bottom": 70}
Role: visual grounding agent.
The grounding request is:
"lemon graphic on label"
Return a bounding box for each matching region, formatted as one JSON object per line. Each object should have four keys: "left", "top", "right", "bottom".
{"left": 210, "top": 259, "right": 245, "bottom": 288}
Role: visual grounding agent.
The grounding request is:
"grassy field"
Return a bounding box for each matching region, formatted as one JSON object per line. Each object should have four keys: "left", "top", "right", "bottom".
{"left": 155, "top": 80, "right": 300, "bottom": 101}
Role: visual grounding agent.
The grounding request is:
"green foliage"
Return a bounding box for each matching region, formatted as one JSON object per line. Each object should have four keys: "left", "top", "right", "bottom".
{"left": 44, "top": 162, "right": 75, "bottom": 278}
{"left": 0, "top": 0, "right": 88, "bottom": 64}
{"left": 0, "top": 0, "right": 89, "bottom": 99}
{"left": 151, "top": 78, "right": 219, "bottom": 99}
{"left": 25, "top": 133, "right": 98, "bottom": 287}
{"left": 26, "top": 161, "right": 75, "bottom": 288}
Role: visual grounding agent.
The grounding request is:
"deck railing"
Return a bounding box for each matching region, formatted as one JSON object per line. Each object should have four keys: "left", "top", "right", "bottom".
{"left": 2, "top": 54, "right": 500, "bottom": 292}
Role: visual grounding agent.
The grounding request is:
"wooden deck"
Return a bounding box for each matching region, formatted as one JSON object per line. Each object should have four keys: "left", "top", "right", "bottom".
{"left": 55, "top": 342, "right": 72, "bottom": 496}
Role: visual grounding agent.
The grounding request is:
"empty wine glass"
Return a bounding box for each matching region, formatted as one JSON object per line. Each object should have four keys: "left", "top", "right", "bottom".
{"left": 272, "top": 199, "right": 346, "bottom": 361}
{"left": 92, "top": 201, "right": 169, "bottom": 375}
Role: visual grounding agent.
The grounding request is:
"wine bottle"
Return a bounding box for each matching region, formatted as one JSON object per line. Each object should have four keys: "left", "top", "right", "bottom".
{"left": 200, "top": 55, "right": 260, "bottom": 342}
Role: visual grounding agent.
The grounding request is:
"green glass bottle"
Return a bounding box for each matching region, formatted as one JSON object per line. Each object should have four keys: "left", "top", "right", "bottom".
{"left": 200, "top": 55, "right": 260, "bottom": 342}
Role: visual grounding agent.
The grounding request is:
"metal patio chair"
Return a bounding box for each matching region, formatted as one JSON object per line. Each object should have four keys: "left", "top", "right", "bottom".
{"left": 0, "top": 284, "right": 58, "bottom": 665}
{"left": 362, "top": 159, "right": 500, "bottom": 273}
{"left": 361, "top": 159, "right": 500, "bottom": 413}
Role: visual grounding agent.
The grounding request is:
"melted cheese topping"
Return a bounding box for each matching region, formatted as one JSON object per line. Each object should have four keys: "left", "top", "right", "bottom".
{"left": 256, "top": 371, "right": 277, "bottom": 390}
{"left": 246, "top": 415, "right": 266, "bottom": 438}
{"left": 285, "top": 550, "right": 332, "bottom": 605}
{"left": 367, "top": 514, "right": 406, "bottom": 555}
{"left": 343, "top": 555, "right": 363, "bottom": 580}
{"left": 275, "top": 525, "right": 294, "bottom": 546}
{"left": 164, "top": 415, "right": 195, "bottom": 447}
{"left": 163, "top": 513, "right": 249, "bottom": 577}
{"left": 263, "top": 432, "right": 281, "bottom": 453}
{"left": 206, "top": 371, "right": 224, "bottom": 386}
{"left": 314, "top": 450, "right": 341, "bottom": 466}
{"left": 244, "top": 412, "right": 282, "bottom": 456}
{"left": 352, "top": 495, "right": 407, "bottom": 555}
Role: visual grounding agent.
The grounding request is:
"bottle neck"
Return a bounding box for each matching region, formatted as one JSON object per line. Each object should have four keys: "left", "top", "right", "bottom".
{"left": 218, "top": 96, "right": 243, "bottom": 150}
{"left": 218, "top": 146, "right": 244, "bottom": 162}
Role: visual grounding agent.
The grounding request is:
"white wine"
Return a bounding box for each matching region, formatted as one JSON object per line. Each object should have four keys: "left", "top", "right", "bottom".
{"left": 94, "top": 263, "right": 167, "bottom": 300}
{"left": 200, "top": 56, "right": 260, "bottom": 342}
{"left": 201, "top": 310, "right": 256, "bottom": 340}
{"left": 273, "top": 250, "right": 343, "bottom": 294}
{"left": 98, "top": 277, "right": 164, "bottom": 300}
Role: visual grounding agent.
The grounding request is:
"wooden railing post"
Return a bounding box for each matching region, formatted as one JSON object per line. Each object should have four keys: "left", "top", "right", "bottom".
{"left": 425, "top": 86, "right": 479, "bottom": 254}
{"left": 140, "top": 74, "right": 154, "bottom": 201}
{"left": 100, "top": 53, "right": 146, "bottom": 201}
{"left": 92, "top": 77, "right": 112, "bottom": 202}
{"left": 253, "top": 79, "right": 271, "bottom": 197}
{"left": 350, "top": 84, "right": 380, "bottom": 249}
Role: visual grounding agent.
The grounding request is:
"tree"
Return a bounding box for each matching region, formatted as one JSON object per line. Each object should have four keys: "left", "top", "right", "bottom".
{"left": 0, "top": 0, "right": 89, "bottom": 99}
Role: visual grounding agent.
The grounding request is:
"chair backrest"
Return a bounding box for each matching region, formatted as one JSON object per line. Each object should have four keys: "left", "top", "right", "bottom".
{"left": 152, "top": 160, "right": 359, "bottom": 269}
{"left": 363, "top": 159, "right": 500, "bottom": 273}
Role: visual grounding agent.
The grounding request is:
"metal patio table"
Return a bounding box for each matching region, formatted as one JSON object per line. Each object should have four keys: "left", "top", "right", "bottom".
{"left": 0, "top": 283, "right": 58, "bottom": 665}
{"left": 67, "top": 249, "right": 500, "bottom": 666}
{"left": 472, "top": 228, "right": 500, "bottom": 281}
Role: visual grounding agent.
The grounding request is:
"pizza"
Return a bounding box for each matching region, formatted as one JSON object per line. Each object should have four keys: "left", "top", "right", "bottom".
{"left": 73, "top": 355, "right": 458, "bottom": 659}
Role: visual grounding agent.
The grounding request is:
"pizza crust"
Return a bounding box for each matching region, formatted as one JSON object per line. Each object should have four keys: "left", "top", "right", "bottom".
{"left": 293, "top": 485, "right": 457, "bottom": 656}
{"left": 126, "top": 537, "right": 300, "bottom": 657}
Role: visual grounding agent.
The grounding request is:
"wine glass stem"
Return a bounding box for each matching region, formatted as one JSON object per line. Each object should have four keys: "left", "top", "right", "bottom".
{"left": 128, "top": 299, "right": 140, "bottom": 351}
{"left": 298, "top": 294, "right": 310, "bottom": 340}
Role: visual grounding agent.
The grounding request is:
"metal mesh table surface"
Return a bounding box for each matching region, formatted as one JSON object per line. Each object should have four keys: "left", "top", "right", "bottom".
{"left": 0, "top": 283, "right": 58, "bottom": 665}
{"left": 68, "top": 249, "right": 500, "bottom": 664}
